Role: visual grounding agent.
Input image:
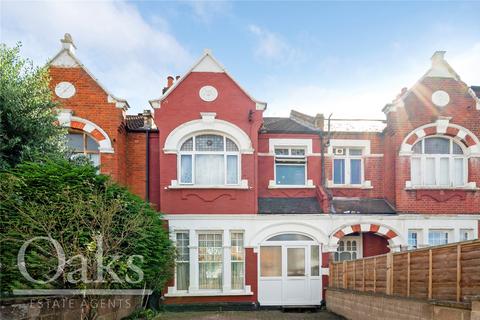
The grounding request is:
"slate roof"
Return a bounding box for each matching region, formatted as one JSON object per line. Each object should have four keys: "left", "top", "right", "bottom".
{"left": 258, "top": 197, "right": 323, "bottom": 214}
{"left": 262, "top": 117, "right": 319, "bottom": 134}
{"left": 332, "top": 198, "right": 396, "bottom": 214}
{"left": 125, "top": 115, "right": 145, "bottom": 131}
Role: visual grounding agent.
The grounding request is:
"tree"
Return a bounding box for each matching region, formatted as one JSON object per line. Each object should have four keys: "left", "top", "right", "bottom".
{"left": 0, "top": 159, "right": 175, "bottom": 318}
{"left": 0, "top": 44, "right": 65, "bottom": 170}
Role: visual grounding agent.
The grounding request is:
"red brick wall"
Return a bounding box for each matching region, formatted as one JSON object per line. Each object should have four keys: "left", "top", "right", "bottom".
{"left": 155, "top": 72, "right": 263, "bottom": 215}
{"left": 126, "top": 132, "right": 147, "bottom": 199}
{"left": 362, "top": 233, "right": 390, "bottom": 257}
{"left": 387, "top": 77, "right": 480, "bottom": 214}
{"left": 49, "top": 66, "right": 127, "bottom": 183}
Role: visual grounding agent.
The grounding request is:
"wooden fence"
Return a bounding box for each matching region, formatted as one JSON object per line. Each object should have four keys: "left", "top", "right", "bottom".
{"left": 329, "top": 239, "right": 480, "bottom": 302}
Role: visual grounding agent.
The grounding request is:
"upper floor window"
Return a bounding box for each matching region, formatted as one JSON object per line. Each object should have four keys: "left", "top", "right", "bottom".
{"left": 67, "top": 130, "right": 100, "bottom": 166}
{"left": 333, "top": 147, "right": 363, "bottom": 185}
{"left": 179, "top": 134, "right": 239, "bottom": 186}
{"left": 274, "top": 147, "right": 306, "bottom": 185}
{"left": 411, "top": 137, "right": 466, "bottom": 187}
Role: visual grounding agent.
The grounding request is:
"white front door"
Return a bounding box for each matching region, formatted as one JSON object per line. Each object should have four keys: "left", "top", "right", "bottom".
{"left": 258, "top": 236, "right": 322, "bottom": 306}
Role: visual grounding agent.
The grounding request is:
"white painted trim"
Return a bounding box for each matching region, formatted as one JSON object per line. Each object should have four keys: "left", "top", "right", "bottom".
{"left": 165, "top": 289, "right": 253, "bottom": 297}
{"left": 268, "top": 138, "right": 313, "bottom": 155}
{"left": 327, "top": 180, "right": 372, "bottom": 189}
{"left": 268, "top": 179, "right": 315, "bottom": 189}
{"left": 168, "top": 179, "right": 249, "bottom": 189}
{"left": 164, "top": 116, "right": 254, "bottom": 154}
{"left": 327, "top": 139, "right": 371, "bottom": 155}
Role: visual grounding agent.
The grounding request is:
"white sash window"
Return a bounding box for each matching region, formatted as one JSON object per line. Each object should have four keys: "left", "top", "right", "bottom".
{"left": 411, "top": 137, "right": 466, "bottom": 187}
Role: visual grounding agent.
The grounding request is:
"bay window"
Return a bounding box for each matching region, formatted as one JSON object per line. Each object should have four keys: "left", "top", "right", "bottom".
{"left": 274, "top": 147, "right": 306, "bottom": 185}
{"left": 428, "top": 230, "right": 450, "bottom": 246}
{"left": 179, "top": 134, "right": 239, "bottom": 185}
{"left": 198, "top": 233, "right": 223, "bottom": 289}
{"left": 333, "top": 147, "right": 363, "bottom": 185}
{"left": 410, "top": 137, "right": 466, "bottom": 187}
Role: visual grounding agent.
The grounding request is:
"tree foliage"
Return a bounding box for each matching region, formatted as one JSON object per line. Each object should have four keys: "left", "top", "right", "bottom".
{"left": 0, "top": 44, "right": 65, "bottom": 170}
{"left": 0, "top": 159, "right": 175, "bottom": 297}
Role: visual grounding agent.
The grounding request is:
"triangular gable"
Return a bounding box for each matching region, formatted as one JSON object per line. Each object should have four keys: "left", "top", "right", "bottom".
{"left": 149, "top": 49, "right": 267, "bottom": 110}
{"left": 48, "top": 42, "right": 129, "bottom": 110}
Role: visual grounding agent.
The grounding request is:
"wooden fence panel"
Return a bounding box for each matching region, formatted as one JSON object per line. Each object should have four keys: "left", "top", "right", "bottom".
{"left": 328, "top": 240, "right": 480, "bottom": 303}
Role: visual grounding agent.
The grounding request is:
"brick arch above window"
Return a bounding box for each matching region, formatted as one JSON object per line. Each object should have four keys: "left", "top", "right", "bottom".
{"left": 57, "top": 111, "right": 114, "bottom": 153}
{"left": 400, "top": 119, "right": 480, "bottom": 156}
{"left": 328, "top": 223, "right": 403, "bottom": 249}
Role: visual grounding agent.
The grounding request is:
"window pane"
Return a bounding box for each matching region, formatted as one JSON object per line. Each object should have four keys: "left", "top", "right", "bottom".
{"left": 349, "top": 148, "right": 362, "bottom": 156}
{"left": 276, "top": 165, "right": 305, "bottom": 185}
{"left": 333, "top": 159, "right": 345, "bottom": 184}
{"left": 425, "top": 137, "right": 449, "bottom": 154}
{"left": 311, "top": 245, "right": 320, "bottom": 276}
{"left": 181, "top": 138, "right": 193, "bottom": 151}
{"left": 195, "top": 134, "right": 224, "bottom": 151}
{"left": 87, "top": 154, "right": 100, "bottom": 167}
{"left": 231, "top": 262, "right": 244, "bottom": 290}
{"left": 287, "top": 248, "right": 305, "bottom": 276}
{"left": 195, "top": 154, "right": 224, "bottom": 185}
{"left": 267, "top": 234, "right": 313, "bottom": 241}
{"left": 176, "top": 233, "right": 190, "bottom": 290}
{"left": 425, "top": 158, "right": 436, "bottom": 185}
{"left": 180, "top": 155, "right": 192, "bottom": 183}
{"left": 176, "top": 262, "right": 189, "bottom": 290}
{"left": 452, "top": 142, "right": 463, "bottom": 155}
{"left": 428, "top": 231, "right": 449, "bottom": 246}
{"left": 226, "top": 138, "right": 238, "bottom": 151}
{"left": 412, "top": 141, "right": 422, "bottom": 154}
{"left": 198, "top": 233, "right": 223, "bottom": 289}
{"left": 226, "top": 155, "right": 238, "bottom": 184}
{"left": 411, "top": 158, "right": 421, "bottom": 186}
{"left": 339, "top": 252, "right": 351, "bottom": 261}
{"left": 260, "top": 246, "right": 281, "bottom": 277}
{"left": 439, "top": 158, "right": 450, "bottom": 186}
{"left": 67, "top": 133, "right": 84, "bottom": 151}
{"left": 291, "top": 148, "right": 305, "bottom": 156}
{"left": 408, "top": 231, "right": 418, "bottom": 249}
{"left": 274, "top": 148, "right": 289, "bottom": 156}
{"left": 454, "top": 159, "right": 464, "bottom": 186}
{"left": 86, "top": 135, "right": 99, "bottom": 151}
{"left": 231, "top": 233, "right": 244, "bottom": 289}
{"left": 350, "top": 159, "right": 362, "bottom": 184}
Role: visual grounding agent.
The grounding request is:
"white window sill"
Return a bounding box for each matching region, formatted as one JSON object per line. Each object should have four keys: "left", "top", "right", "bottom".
{"left": 165, "top": 288, "right": 253, "bottom": 297}
{"left": 327, "top": 180, "right": 372, "bottom": 189}
{"left": 268, "top": 179, "right": 315, "bottom": 189}
{"left": 405, "top": 181, "right": 478, "bottom": 191}
{"left": 167, "top": 179, "right": 249, "bottom": 189}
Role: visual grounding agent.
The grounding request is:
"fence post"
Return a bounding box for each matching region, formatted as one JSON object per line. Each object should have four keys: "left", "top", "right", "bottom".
{"left": 456, "top": 244, "right": 461, "bottom": 302}
{"left": 329, "top": 261, "right": 333, "bottom": 287}
{"left": 362, "top": 259, "right": 365, "bottom": 292}
{"left": 428, "top": 249, "right": 433, "bottom": 300}
{"left": 343, "top": 260, "right": 347, "bottom": 289}
{"left": 407, "top": 252, "right": 411, "bottom": 297}
{"left": 373, "top": 257, "right": 377, "bottom": 293}
{"left": 386, "top": 252, "right": 393, "bottom": 295}
{"left": 353, "top": 260, "right": 356, "bottom": 290}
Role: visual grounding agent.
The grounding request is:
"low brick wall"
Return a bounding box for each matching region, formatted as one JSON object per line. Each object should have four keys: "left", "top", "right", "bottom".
{"left": 0, "top": 295, "right": 142, "bottom": 320}
{"left": 327, "top": 288, "right": 479, "bottom": 320}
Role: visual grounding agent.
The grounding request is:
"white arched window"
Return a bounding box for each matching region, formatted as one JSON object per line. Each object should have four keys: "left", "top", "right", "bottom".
{"left": 411, "top": 136, "right": 467, "bottom": 187}
{"left": 178, "top": 134, "right": 240, "bottom": 185}
{"left": 67, "top": 130, "right": 100, "bottom": 166}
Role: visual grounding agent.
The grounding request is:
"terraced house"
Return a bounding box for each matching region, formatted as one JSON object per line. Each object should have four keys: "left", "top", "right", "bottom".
{"left": 48, "top": 35, "right": 480, "bottom": 307}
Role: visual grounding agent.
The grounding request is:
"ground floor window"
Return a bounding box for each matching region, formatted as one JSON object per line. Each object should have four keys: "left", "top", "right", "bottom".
{"left": 198, "top": 233, "right": 223, "bottom": 289}
{"left": 231, "top": 232, "right": 245, "bottom": 289}
{"left": 428, "top": 230, "right": 449, "bottom": 246}
{"left": 408, "top": 230, "right": 418, "bottom": 249}
{"left": 175, "top": 232, "right": 189, "bottom": 290}
{"left": 334, "top": 236, "right": 361, "bottom": 261}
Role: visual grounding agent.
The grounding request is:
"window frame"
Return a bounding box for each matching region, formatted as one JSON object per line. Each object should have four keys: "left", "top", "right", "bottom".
{"left": 197, "top": 231, "right": 224, "bottom": 290}
{"left": 174, "top": 231, "right": 190, "bottom": 291}
{"left": 273, "top": 146, "right": 307, "bottom": 186}
{"left": 67, "top": 129, "right": 101, "bottom": 166}
{"left": 428, "top": 229, "right": 451, "bottom": 246}
{"left": 332, "top": 147, "right": 364, "bottom": 186}
{"left": 230, "top": 232, "right": 245, "bottom": 290}
{"left": 410, "top": 136, "right": 468, "bottom": 188}
{"left": 177, "top": 134, "right": 241, "bottom": 186}
{"left": 334, "top": 235, "right": 362, "bottom": 262}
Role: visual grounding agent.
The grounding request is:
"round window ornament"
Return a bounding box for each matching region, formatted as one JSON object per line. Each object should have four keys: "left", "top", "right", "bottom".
{"left": 55, "top": 81, "right": 76, "bottom": 99}
{"left": 431, "top": 90, "right": 450, "bottom": 107}
{"left": 199, "top": 85, "right": 218, "bottom": 102}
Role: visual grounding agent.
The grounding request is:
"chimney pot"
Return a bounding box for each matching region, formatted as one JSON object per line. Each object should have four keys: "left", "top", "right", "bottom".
{"left": 176, "top": 75, "right": 180, "bottom": 81}
{"left": 167, "top": 76, "right": 174, "bottom": 88}
{"left": 60, "top": 33, "right": 77, "bottom": 54}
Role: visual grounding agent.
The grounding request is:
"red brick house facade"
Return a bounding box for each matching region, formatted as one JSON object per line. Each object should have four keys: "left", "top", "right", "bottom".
{"left": 48, "top": 36, "right": 480, "bottom": 307}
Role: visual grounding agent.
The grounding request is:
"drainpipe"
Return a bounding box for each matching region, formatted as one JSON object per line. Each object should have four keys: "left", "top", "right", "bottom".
{"left": 146, "top": 128, "right": 150, "bottom": 202}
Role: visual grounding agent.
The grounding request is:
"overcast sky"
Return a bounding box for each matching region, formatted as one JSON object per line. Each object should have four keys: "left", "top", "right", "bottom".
{"left": 2, "top": 1, "right": 479, "bottom": 118}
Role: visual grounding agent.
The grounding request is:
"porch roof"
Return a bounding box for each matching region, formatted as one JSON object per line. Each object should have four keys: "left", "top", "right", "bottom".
{"left": 332, "top": 197, "right": 396, "bottom": 214}
{"left": 258, "top": 197, "right": 323, "bottom": 214}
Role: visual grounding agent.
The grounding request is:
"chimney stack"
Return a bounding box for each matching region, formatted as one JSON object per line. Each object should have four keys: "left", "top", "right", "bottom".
{"left": 143, "top": 110, "right": 153, "bottom": 129}
{"left": 167, "top": 76, "right": 174, "bottom": 87}
{"left": 431, "top": 51, "right": 446, "bottom": 68}
{"left": 60, "top": 33, "right": 77, "bottom": 55}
